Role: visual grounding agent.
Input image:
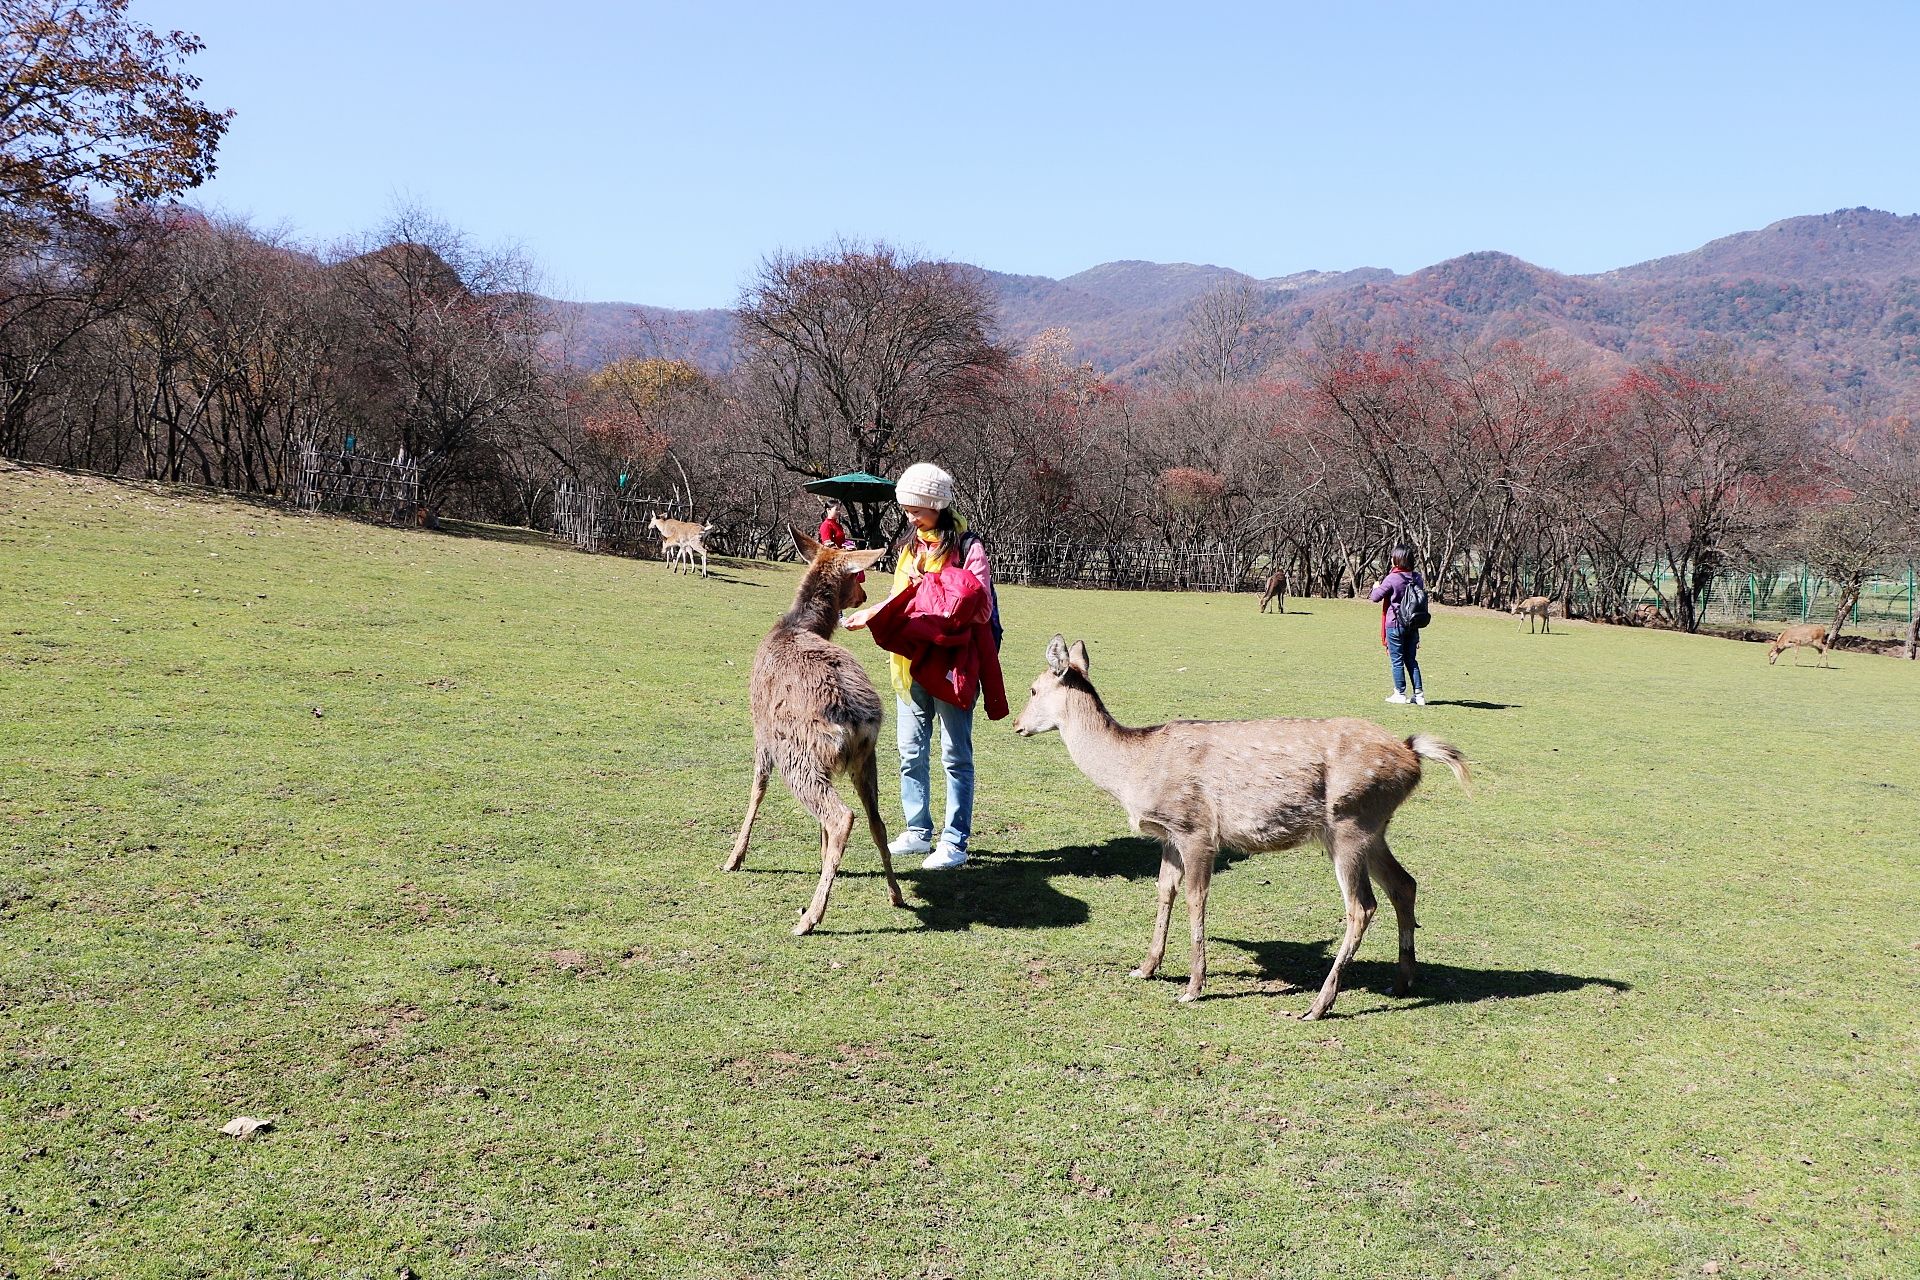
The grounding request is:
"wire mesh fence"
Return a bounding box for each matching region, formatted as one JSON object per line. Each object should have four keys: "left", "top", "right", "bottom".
{"left": 1574, "top": 565, "right": 1919, "bottom": 634}
{"left": 992, "top": 538, "right": 1264, "bottom": 592}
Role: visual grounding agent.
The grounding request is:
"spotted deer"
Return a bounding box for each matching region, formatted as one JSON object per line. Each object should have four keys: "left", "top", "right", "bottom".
{"left": 1258, "top": 570, "right": 1287, "bottom": 614}
{"left": 1768, "top": 622, "right": 1830, "bottom": 667}
{"left": 724, "top": 528, "right": 904, "bottom": 934}
{"left": 1013, "top": 635, "right": 1470, "bottom": 1019}
{"left": 649, "top": 514, "right": 711, "bottom": 576}
{"left": 1513, "top": 595, "right": 1552, "bottom": 633}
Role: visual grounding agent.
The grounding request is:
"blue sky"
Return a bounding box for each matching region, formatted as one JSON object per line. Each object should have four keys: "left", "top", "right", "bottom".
{"left": 162, "top": 0, "right": 1920, "bottom": 308}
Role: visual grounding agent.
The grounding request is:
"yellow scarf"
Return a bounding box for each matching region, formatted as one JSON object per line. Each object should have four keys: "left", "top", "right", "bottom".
{"left": 886, "top": 517, "right": 966, "bottom": 700}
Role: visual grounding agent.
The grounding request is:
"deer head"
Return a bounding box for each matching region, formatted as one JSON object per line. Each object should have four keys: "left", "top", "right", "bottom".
{"left": 788, "top": 526, "right": 884, "bottom": 615}
{"left": 1013, "top": 634, "right": 1091, "bottom": 736}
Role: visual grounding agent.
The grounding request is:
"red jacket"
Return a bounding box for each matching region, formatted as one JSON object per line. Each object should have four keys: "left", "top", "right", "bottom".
{"left": 866, "top": 566, "right": 1008, "bottom": 719}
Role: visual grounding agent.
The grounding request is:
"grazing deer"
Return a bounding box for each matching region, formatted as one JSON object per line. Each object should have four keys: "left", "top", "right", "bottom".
{"left": 1513, "top": 595, "right": 1552, "bottom": 633}
{"left": 724, "top": 528, "right": 903, "bottom": 934}
{"left": 649, "top": 514, "right": 712, "bottom": 576}
{"left": 1768, "top": 621, "right": 1831, "bottom": 667}
{"left": 1258, "top": 570, "right": 1287, "bottom": 614}
{"left": 1013, "top": 635, "right": 1470, "bottom": 1019}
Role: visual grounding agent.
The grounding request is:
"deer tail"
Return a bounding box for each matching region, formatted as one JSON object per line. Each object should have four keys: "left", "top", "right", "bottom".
{"left": 1407, "top": 734, "right": 1472, "bottom": 796}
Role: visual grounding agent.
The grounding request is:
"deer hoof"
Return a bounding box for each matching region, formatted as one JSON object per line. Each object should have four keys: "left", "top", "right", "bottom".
{"left": 1128, "top": 967, "right": 1153, "bottom": 980}
{"left": 1176, "top": 989, "right": 1201, "bottom": 1004}
{"left": 792, "top": 917, "right": 818, "bottom": 937}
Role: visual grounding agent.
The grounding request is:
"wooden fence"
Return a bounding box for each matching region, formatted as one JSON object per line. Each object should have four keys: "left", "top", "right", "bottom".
{"left": 290, "top": 440, "right": 420, "bottom": 521}
{"left": 551, "top": 477, "right": 693, "bottom": 556}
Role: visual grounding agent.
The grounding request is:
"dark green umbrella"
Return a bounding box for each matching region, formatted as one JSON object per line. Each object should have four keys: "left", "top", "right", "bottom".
{"left": 802, "top": 471, "right": 896, "bottom": 505}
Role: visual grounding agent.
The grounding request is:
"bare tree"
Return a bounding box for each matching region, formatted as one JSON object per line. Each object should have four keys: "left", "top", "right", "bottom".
{"left": 1166, "top": 281, "right": 1273, "bottom": 388}
{"left": 734, "top": 240, "right": 1006, "bottom": 540}
{"left": 1602, "top": 354, "right": 1811, "bottom": 631}
{"left": 328, "top": 206, "right": 547, "bottom": 521}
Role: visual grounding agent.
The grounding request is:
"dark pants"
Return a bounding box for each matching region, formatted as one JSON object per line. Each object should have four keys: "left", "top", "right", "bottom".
{"left": 1387, "top": 626, "right": 1422, "bottom": 694}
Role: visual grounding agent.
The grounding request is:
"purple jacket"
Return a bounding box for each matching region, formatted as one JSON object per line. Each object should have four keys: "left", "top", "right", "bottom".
{"left": 1369, "top": 569, "right": 1424, "bottom": 641}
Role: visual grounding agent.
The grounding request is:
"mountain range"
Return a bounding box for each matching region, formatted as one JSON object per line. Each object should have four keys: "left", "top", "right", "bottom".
{"left": 547, "top": 208, "right": 1920, "bottom": 418}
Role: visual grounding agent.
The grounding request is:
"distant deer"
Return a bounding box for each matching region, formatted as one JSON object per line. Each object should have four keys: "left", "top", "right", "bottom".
{"left": 1257, "top": 570, "right": 1287, "bottom": 614}
{"left": 1512, "top": 595, "right": 1552, "bottom": 633}
{"left": 1013, "top": 635, "right": 1470, "bottom": 1019}
{"left": 1768, "top": 621, "right": 1831, "bottom": 667}
{"left": 649, "top": 514, "right": 712, "bottom": 576}
{"left": 724, "top": 528, "right": 903, "bottom": 934}
{"left": 1629, "top": 602, "right": 1670, "bottom": 628}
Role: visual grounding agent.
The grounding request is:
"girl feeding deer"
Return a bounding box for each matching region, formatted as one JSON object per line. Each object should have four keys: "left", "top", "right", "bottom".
{"left": 845, "top": 462, "right": 1005, "bottom": 870}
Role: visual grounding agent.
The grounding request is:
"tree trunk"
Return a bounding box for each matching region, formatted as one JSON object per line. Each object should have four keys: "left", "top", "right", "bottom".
{"left": 1826, "top": 582, "right": 1862, "bottom": 648}
{"left": 1904, "top": 613, "right": 1918, "bottom": 661}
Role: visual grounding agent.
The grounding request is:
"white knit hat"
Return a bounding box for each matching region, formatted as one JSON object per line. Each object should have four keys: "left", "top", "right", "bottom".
{"left": 894, "top": 462, "right": 955, "bottom": 510}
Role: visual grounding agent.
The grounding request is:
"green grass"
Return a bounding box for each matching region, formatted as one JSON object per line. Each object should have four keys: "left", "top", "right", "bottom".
{"left": 2, "top": 460, "right": 1917, "bottom": 1279}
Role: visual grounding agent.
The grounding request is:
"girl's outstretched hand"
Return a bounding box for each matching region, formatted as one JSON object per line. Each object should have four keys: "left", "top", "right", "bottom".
{"left": 842, "top": 608, "right": 871, "bottom": 631}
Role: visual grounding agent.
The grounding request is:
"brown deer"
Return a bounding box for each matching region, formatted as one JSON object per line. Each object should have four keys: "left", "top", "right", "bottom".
{"left": 724, "top": 528, "right": 904, "bottom": 934}
{"left": 649, "top": 514, "right": 711, "bottom": 576}
{"left": 1013, "top": 635, "right": 1470, "bottom": 1019}
{"left": 1257, "top": 570, "right": 1287, "bottom": 614}
{"left": 1512, "top": 595, "right": 1552, "bottom": 633}
{"left": 1768, "top": 621, "right": 1830, "bottom": 666}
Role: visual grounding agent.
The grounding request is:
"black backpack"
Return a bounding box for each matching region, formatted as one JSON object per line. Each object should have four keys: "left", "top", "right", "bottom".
{"left": 1395, "top": 575, "right": 1431, "bottom": 630}
{"left": 958, "top": 531, "right": 1004, "bottom": 650}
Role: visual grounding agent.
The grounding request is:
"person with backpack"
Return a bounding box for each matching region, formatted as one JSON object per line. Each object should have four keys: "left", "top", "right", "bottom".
{"left": 1369, "top": 542, "right": 1430, "bottom": 705}
{"left": 843, "top": 462, "right": 1002, "bottom": 870}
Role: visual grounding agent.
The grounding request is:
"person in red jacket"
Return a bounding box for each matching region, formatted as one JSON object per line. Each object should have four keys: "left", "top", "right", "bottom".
{"left": 818, "top": 500, "right": 850, "bottom": 547}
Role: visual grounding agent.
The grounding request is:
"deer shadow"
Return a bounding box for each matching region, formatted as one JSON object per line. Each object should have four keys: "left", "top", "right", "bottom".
{"left": 1210, "top": 935, "right": 1630, "bottom": 1014}
{"left": 1424, "top": 699, "right": 1520, "bottom": 711}
{"left": 818, "top": 835, "right": 1190, "bottom": 934}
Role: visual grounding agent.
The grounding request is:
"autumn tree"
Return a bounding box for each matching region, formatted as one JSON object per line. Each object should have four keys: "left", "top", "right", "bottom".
{"left": 1, "top": 0, "right": 230, "bottom": 241}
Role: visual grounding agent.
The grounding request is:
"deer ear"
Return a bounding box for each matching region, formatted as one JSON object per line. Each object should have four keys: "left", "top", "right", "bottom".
{"left": 1045, "top": 634, "right": 1071, "bottom": 676}
{"left": 1067, "top": 640, "right": 1090, "bottom": 674}
{"left": 789, "top": 526, "right": 823, "bottom": 561}
{"left": 843, "top": 547, "right": 886, "bottom": 573}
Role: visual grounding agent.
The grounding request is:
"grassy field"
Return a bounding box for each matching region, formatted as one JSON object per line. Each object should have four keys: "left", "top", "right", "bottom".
{"left": 2, "top": 461, "right": 1917, "bottom": 1280}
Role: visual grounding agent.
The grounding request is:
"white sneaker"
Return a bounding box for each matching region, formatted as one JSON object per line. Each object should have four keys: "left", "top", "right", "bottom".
{"left": 1384, "top": 692, "right": 1410, "bottom": 705}
{"left": 921, "top": 844, "right": 969, "bottom": 870}
{"left": 888, "top": 832, "right": 932, "bottom": 856}
{"left": 1412, "top": 691, "right": 1426, "bottom": 706}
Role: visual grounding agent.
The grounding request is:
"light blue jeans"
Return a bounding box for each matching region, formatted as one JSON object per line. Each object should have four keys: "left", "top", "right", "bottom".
{"left": 897, "top": 681, "right": 975, "bottom": 853}
{"left": 1387, "top": 625, "right": 1423, "bottom": 695}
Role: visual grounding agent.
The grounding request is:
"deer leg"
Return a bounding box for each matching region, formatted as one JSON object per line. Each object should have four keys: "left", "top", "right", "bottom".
{"left": 1304, "top": 826, "right": 1379, "bottom": 1020}
{"left": 722, "top": 747, "right": 774, "bottom": 871}
{"left": 794, "top": 797, "right": 855, "bottom": 937}
{"left": 1177, "top": 838, "right": 1217, "bottom": 1003}
{"left": 854, "top": 745, "right": 906, "bottom": 908}
{"left": 1132, "top": 841, "right": 1182, "bottom": 980}
{"left": 1366, "top": 845, "right": 1418, "bottom": 997}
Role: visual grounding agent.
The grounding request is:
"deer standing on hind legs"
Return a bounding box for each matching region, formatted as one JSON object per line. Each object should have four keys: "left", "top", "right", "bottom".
{"left": 724, "top": 528, "right": 905, "bottom": 934}
{"left": 1013, "top": 635, "right": 1471, "bottom": 1019}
